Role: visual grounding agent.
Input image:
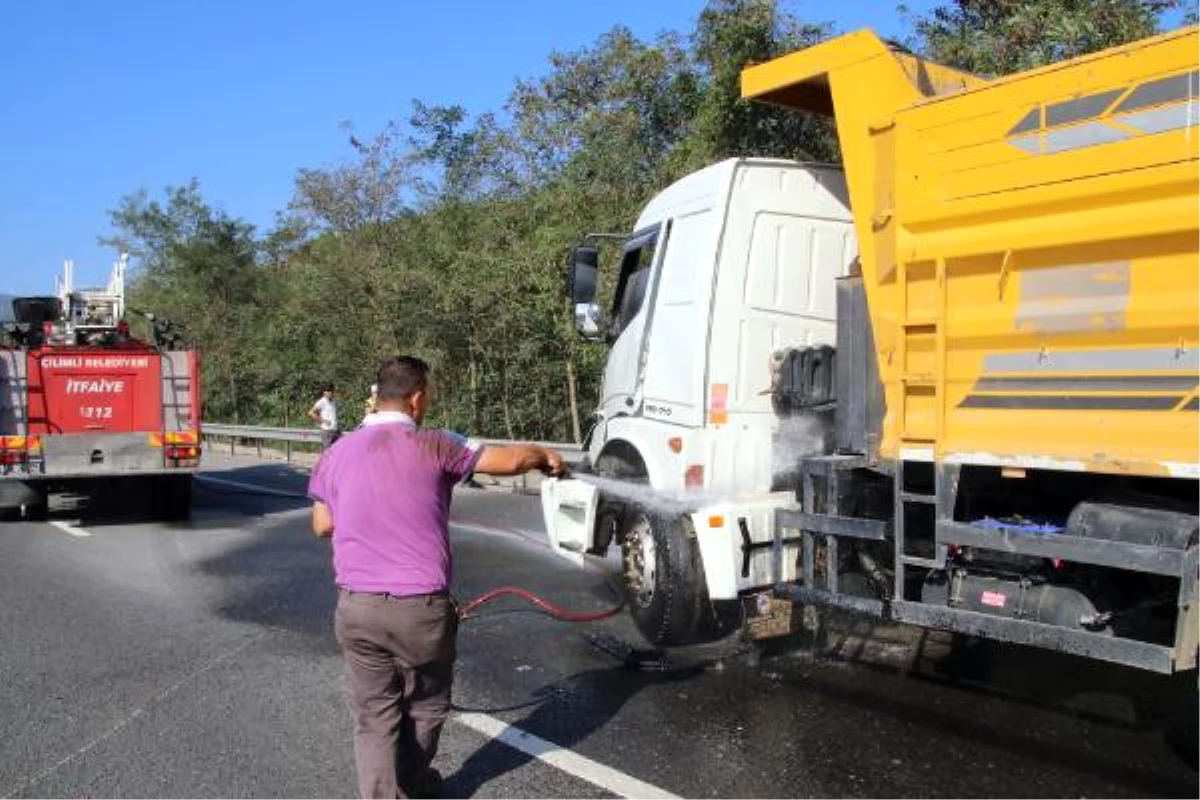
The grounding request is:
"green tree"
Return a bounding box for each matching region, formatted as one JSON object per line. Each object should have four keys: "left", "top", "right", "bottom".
{"left": 677, "top": 0, "right": 838, "bottom": 170}
{"left": 97, "top": 3, "right": 857, "bottom": 437}
{"left": 905, "top": 0, "right": 1186, "bottom": 75}
{"left": 103, "top": 181, "right": 264, "bottom": 423}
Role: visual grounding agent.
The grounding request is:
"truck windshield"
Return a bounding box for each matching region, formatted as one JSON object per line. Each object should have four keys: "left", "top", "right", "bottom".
{"left": 609, "top": 228, "right": 659, "bottom": 340}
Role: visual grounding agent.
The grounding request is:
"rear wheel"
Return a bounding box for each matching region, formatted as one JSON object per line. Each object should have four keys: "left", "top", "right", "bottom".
{"left": 0, "top": 481, "right": 48, "bottom": 521}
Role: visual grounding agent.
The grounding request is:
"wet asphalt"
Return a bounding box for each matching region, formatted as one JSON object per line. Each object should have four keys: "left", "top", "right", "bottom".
{"left": 0, "top": 452, "right": 1194, "bottom": 798}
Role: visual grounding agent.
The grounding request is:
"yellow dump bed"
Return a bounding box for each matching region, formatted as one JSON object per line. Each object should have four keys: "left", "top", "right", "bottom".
{"left": 744, "top": 27, "right": 1199, "bottom": 478}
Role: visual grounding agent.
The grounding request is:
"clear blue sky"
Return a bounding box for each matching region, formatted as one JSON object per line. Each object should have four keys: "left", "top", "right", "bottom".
{"left": 0, "top": 1, "right": 990, "bottom": 293}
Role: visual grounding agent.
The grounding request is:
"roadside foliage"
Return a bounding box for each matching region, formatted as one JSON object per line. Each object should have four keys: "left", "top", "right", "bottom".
{"left": 107, "top": 0, "right": 1188, "bottom": 441}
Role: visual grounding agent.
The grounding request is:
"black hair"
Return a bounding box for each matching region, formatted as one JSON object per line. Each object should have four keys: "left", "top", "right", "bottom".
{"left": 376, "top": 356, "right": 430, "bottom": 401}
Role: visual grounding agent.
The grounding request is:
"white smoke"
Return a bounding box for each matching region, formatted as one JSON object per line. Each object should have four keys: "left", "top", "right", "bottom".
{"left": 573, "top": 473, "right": 731, "bottom": 516}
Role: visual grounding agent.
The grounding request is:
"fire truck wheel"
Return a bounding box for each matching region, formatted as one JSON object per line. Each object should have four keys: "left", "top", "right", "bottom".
{"left": 0, "top": 481, "right": 48, "bottom": 521}
{"left": 151, "top": 475, "right": 193, "bottom": 521}
{"left": 24, "top": 498, "right": 48, "bottom": 522}
{"left": 620, "top": 508, "right": 734, "bottom": 646}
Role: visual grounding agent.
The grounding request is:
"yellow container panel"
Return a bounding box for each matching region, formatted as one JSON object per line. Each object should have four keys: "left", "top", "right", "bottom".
{"left": 744, "top": 26, "right": 1199, "bottom": 478}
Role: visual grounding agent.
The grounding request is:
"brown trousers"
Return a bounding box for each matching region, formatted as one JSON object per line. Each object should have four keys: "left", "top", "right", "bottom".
{"left": 334, "top": 589, "right": 457, "bottom": 799}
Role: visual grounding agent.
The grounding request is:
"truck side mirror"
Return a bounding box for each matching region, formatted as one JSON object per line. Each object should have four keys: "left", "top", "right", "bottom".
{"left": 566, "top": 246, "right": 599, "bottom": 306}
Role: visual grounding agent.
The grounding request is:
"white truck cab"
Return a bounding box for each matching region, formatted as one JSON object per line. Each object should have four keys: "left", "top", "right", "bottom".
{"left": 544, "top": 157, "right": 856, "bottom": 644}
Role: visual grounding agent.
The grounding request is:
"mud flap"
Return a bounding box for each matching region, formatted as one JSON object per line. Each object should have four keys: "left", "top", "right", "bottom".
{"left": 688, "top": 493, "right": 797, "bottom": 599}
{"left": 540, "top": 477, "right": 599, "bottom": 566}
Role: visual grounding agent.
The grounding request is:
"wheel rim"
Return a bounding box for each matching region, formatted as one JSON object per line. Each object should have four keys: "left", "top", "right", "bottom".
{"left": 624, "top": 513, "right": 657, "bottom": 608}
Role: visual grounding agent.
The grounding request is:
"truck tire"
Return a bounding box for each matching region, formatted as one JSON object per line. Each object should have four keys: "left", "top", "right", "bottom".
{"left": 151, "top": 475, "right": 193, "bottom": 521}
{"left": 620, "top": 507, "right": 733, "bottom": 646}
{"left": 0, "top": 481, "right": 48, "bottom": 521}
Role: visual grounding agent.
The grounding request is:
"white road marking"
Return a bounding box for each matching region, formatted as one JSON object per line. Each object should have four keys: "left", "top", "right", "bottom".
{"left": 49, "top": 520, "right": 91, "bottom": 538}
{"left": 194, "top": 474, "right": 308, "bottom": 499}
{"left": 454, "top": 712, "right": 680, "bottom": 799}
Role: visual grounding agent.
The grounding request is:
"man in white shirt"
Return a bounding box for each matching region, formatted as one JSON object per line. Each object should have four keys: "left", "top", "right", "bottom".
{"left": 309, "top": 385, "right": 341, "bottom": 451}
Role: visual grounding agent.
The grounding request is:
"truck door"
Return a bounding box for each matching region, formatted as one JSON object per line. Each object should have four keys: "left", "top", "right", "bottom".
{"left": 600, "top": 226, "right": 662, "bottom": 419}
{"left": 640, "top": 208, "right": 714, "bottom": 428}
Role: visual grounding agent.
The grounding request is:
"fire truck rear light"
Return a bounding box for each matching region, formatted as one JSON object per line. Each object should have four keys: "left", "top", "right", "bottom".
{"left": 165, "top": 444, "right": 200, "bottom": 460}
{"left": 0, "top": 436, "right": 31, "bottom": 466}
{"left": 0, "top": 435, "right": 42, "bottom": 472}
{"left": 152, "top": 431, "right": 200, "bottom": 449}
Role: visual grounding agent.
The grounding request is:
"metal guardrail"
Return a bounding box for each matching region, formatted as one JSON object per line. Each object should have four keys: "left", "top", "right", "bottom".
{"left": 201, "top": 423, "right": 322, "bottom": 462}
{"left": 200, "top": 422, "right": 586, "bottom": 467}
{"left": 203, "top": 423, "right": 323, "bottom": 444}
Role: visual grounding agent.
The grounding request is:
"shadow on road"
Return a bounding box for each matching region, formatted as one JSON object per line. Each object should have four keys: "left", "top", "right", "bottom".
{"left": 28, "top": 461, "right": 313, "bottom": 527}
{"left": 190, "top": 467, "right": 311, "bottom": 524}
{"left": 188, "top": 509, "right": 338, "bottom": 651}
{"left": 760, "top": 617, "right": 1199, "bottom": 797}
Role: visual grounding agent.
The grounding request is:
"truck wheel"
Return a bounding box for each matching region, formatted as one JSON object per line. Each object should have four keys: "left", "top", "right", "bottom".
{"left": 23, "top": 496, "right": 49, "bottom": 522}
{"left": 151, "top": 475, "right": 193, "bottom": 521}
{"left": 621, "top": 508, "right": 730, "bottom": 646}
{"left": 0, "top": 481, "right": 48, "bottom": 521}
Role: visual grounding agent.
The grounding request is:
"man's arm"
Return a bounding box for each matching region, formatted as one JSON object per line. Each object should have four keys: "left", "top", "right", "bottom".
{"left": 312, "top": 501, "right": 334, "bottom": 538}
{"left": 475, "top": 444, "right": 565, "bottom": 477}
{"left": 308, "top": 400, "right": 322, "bottom": 423}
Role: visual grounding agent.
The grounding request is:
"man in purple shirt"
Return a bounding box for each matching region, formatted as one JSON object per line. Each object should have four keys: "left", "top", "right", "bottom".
{"left": 309, "top": 355, "right": 565, "bottom": 799}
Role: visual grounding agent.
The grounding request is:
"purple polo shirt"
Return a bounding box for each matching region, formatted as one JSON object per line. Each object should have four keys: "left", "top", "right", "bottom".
{"left": 308, "top": 411, "right": 482, "bottom": 596}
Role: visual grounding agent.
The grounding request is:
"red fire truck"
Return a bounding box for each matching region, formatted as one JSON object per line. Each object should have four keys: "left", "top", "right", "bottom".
{"left": 0, "top": 257, "right": 200, "bottom": 520}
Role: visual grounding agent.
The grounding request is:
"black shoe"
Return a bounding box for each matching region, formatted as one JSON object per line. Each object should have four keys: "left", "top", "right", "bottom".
{"left": 407, "top": 767, "right": 442, "bottom": 799}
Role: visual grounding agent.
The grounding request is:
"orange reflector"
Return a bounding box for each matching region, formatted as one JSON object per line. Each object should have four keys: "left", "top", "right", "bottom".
{"left": 1001, "top": 467, "right": 1026, "bottom": 479}
{"left": 26, "top": 435, "right": 41, "bottom": 453}
{"left": 152, "top": 431, "right": 199, "bottom": 448}
{"left": 0, "top": 435, "right": 26, "bottom": 449}
{"left": 709, "top": 383, "right": 728, "bottom": 425}
{"left": 668, "top": 437, "right": 682, "bottom": 454}
{"left": 708, "top": 515, "right": 725, "bottom": 528}
{"left": 684, "top": 464, "right": 704, "bottom": 489}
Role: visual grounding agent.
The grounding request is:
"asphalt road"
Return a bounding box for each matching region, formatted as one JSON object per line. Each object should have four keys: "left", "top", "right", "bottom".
{"left": 0, "top": 453, "right": 1195, "bottom": 798}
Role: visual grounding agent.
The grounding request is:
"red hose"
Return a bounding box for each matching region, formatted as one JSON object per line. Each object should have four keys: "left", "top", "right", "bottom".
{"left": 458, "top": 585, "right": 624, "bottom": 622}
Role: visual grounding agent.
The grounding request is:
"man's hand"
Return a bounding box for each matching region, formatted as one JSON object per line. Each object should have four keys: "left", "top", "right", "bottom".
{"left": 541, "top": 448, "right": 566, "bottom": 477}
{"left": 312, "top": 501, "right": 334, "bottom": 538}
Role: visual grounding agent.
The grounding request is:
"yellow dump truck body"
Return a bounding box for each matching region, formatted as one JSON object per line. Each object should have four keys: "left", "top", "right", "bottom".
{"left": 744, "top": 27, "right": 1199, "bottom": 478}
